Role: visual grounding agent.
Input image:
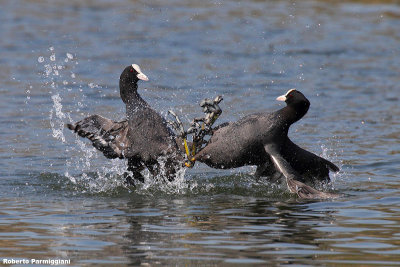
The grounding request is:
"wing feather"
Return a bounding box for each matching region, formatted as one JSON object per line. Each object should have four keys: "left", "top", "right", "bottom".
{"left": 67, "top": 115, "right": 131, "bottom": 159}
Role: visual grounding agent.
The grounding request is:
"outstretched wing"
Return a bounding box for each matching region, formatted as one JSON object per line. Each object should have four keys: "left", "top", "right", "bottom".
{"left": 67, "top": 115, "right": 131, "bottom": 159}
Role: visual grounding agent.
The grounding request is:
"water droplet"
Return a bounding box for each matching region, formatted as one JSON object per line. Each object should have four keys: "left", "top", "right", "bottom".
{"left": 38, "top": 56, "right": 44, "bottom": 63}
{"left": 44, "top": 64, "right": 52, "bottom": 76}
{"left": 66, "top": 53, "right": 74, "bottom": 59}
{"left": 71, "top": 73, "right": 76, "bottom": 78}
{"left": 50, "top": 54, "right": 56, "bottom": 61}
{"left": 49, "top": 46, "right": 54, "bottom": 51}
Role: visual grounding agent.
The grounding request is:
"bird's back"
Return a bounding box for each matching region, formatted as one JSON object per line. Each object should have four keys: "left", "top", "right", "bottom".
{"left": 195, "top": 111, "right": 277, "bottom": 168}
{"left": 126, "top": 105, "right": 177, "bottom": 161}
{"left": 209, "top": 111, "right": 277, "bottom": 146}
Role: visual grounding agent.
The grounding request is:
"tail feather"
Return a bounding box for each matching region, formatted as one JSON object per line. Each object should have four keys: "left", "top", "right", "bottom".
{"left": 324, "top": 159, "right": 340, "bottom": 172}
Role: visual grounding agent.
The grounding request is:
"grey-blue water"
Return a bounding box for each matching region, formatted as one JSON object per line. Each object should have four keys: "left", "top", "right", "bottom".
{"left": 1, "top": 0, "right": 400, "bottom": 266}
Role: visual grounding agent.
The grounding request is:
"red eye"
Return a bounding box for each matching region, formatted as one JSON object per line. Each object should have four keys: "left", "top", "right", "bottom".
{"left": 130, "top": 68, "right": 134, "bottom": 72}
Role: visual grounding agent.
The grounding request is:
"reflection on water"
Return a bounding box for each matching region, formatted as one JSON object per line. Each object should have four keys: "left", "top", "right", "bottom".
{"left": 1, "top": 194, "right": 400, "bottom": 265}
{"left": 1, "top": 0, "right": 400, "bottom": 265}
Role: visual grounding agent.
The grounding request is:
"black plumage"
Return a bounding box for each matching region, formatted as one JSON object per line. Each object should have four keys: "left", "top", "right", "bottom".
{"left": 194, "top": 89, "right": 339, "bottom": 198}
{"left": 67, "top": 64, "right": 183, "bottom": 183}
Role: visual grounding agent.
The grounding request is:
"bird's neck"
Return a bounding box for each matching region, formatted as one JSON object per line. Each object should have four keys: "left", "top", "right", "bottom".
{"left": 120, "top": 81, "right": 138, "bottom": 103}
{"left": 277, "top": 101, "right": 310, "bottom": 126}
{"left": 120, "top": 83, "right": 149, "bottom": 115}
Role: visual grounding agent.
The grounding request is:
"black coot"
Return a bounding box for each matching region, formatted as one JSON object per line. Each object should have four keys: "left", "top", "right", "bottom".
{"left": 67, "top": 64, "right": 183, "bottom": 183}
{"left": 194, "top": 89, "right": 339, "bottom": 199}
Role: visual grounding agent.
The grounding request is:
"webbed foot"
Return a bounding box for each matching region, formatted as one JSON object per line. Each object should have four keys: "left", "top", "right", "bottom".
{"left": 199, "top": 95, "right": 223, "bottom": 127}
{"left": 167, "top": 110, "right": 186, "bottom": 137}
{"left": 167, "top": 110, "right": 196, "bottom": 167}
{"left": 168, "top": 95, "right": 224, "bottom": 168}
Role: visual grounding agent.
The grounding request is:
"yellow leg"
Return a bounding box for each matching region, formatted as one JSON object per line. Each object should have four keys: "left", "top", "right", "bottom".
{"left": 183, "top": 138, "right": 190, "bottom": 158}
{"left": 192, "top": 142, "right": 196, "bottom": 156}
{"left": 183, "top": 138, "right": 196, "bottom": 168}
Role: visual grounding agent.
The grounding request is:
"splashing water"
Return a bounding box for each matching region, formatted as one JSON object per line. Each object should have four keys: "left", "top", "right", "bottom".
{"left": 319, "top": 142, "right": 344, "bottom": 191}
{"left": 138, "top": 155, "right": 188, "bottom": 195}
{"left": 38, "top": 48, "right": 341, "bottom": 196}
{"left": 41, "top": 49, "right": 73, "bottom": 144}
{"left": 39, "top": 48, "right": 193, "bottom": 194}
{"left": 49, "top": 93, "right": 66, "bottom": 142}
{"left": 38, "top": 47, "right": 130, "bottom": 193}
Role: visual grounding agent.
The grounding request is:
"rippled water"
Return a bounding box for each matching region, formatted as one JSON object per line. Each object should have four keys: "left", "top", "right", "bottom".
{"left": 1, "top": 0, "right": 400, "bottom": 265}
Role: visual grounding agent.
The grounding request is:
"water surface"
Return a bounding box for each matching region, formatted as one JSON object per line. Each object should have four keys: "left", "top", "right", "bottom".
{"left": 1, "top": 0, "right": 400, "bottom": 266}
